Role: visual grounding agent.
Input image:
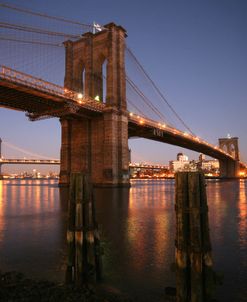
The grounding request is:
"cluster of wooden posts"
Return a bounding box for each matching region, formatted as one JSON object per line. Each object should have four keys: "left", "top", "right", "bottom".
{"left": 175, "top": 172, "right": 216, "bottom": 302}
{"left": 66, "top": 171, "right": 216, "bottom": 301}
{"left": 66, "top": 173, "right": 102, "bottom": 285}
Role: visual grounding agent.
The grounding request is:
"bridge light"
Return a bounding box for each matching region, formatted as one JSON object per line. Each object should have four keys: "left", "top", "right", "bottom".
{"left": 94, "top": 95, "right": 100, "bottom": 101}
{"left": 183, "top": 132, "right": 189, "bottom": 136}
{"left": 129, "top": 112, "right": 133, "bottom": 116}
{"left": 77, "top": 93, "right": 83, "bottom": 99}
{"left": 139, "top": 120, "right": 144, "bottom": 125}
{"left": 162, "top": 124, "right": 166, "bottom": 128}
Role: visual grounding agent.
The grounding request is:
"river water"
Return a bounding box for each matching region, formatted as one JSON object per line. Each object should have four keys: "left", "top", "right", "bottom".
{"left": 0, "top": 178, "right": 246, "bottom": 301}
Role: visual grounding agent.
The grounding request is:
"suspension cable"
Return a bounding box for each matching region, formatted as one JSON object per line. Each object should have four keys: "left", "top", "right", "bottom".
{"left": 0, "top": 36, "right": 63, "bottom": 47}
{"left": 0, "top": 2, "right": 93, "bottom": 29}
{"left": 2, "top": 141, "right": 57, "bottom": 160}
{"left": 0, "top": 22, "right": 81, "bottom": 38}
{"left": 126, "top": 75, "right": 169, "bottom": 123}
{"left": 127, "top": 97, "right": 148, "bottom": 117}
{"left": 126, "top": 46, "right": 195, "bottom": 135}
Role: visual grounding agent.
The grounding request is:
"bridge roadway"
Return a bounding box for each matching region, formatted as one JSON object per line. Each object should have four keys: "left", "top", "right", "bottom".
{"left": 0, "top": 65, "right": 243, "bottom": 168}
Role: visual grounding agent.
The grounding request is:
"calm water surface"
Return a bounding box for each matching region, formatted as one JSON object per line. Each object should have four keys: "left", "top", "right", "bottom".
{"left": 0, "top": 178, "right": 246, "bottom": 301}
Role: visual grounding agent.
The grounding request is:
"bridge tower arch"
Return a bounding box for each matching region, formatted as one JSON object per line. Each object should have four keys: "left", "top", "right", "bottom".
{"left": 218, "top": 137, "right": 240, "bottom": 177}
{"left": 60, "top": 23, "right": 129, "bottom": 186}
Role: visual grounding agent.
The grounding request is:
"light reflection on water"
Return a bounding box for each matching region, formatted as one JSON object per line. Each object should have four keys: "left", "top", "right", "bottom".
{"left": 0, "top": 178, "right": 246, "bottom": 301}
{"left": 0, "top": 179, "right": 67, "bottom": 280}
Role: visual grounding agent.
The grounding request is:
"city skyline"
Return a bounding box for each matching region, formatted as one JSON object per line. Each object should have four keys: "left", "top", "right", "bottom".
{"left": 1, "top": 0, "right": 247, "bottom": 171}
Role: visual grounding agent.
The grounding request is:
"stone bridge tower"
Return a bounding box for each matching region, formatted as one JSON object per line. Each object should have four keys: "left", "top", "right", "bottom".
{"left": 59, "top": 23, "right": 129, "bottom": 186}
{"left": 218, "top": 137, "right": 239, "bottom": 177}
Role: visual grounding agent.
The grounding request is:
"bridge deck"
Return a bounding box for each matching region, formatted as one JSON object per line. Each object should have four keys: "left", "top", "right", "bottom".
{"left": 0, "top": 66, "right": 105, "bottom": 120}
{"left": 0, "top": 65, "right": 245, "bottom": 168}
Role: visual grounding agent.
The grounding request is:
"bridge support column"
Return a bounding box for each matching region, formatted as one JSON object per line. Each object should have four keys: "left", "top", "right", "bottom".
{"left": 219, "top": 159, "right": 240, "bottom": 178}
{"left": 59, "top": 110, "right": 129, "bottom": 187}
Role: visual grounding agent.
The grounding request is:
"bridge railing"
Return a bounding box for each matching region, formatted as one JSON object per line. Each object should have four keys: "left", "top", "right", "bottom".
{"left": 128, "top": 112, "right": 235, "bottom": 160}
{"left": 0, "top": 65, "right": 65, "bottom": 96}
{"left": 0, "top": 65, "right": 106, "bottom": 112}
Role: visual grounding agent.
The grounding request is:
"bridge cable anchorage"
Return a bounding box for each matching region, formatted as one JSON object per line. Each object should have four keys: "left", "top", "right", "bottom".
{"left": 126, "top": 46, "right": 196, "bottom": 136}
{"left": 2, "top": 140, "right": 57, "bottom": 160}
{"left": 126, "top": 75, "right": 171, "bottom": 125}
{"left": 0, "top": 2, "right": 94, "bottom": 30}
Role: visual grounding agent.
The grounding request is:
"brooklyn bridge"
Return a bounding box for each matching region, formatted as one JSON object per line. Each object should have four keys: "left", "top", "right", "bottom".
{"left": 0, "top": 4, "right": 245, "bottom": 186}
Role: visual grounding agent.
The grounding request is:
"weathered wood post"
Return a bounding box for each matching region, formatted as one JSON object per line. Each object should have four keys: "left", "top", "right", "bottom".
{"left": 66, "top": 173, "right": 102, "bottom": 285}
{"left": 175, "top": 172, "right": 215, "bottom": 302}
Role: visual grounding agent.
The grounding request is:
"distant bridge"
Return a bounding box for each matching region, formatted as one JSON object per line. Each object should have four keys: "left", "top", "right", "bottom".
{"left": 0, "top": 158, "right": 60, "bottom": 165}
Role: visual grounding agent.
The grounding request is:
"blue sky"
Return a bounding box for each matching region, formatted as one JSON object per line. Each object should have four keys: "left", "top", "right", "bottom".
{"left": 0, "top": 0, "right": 246, "bottom": 172}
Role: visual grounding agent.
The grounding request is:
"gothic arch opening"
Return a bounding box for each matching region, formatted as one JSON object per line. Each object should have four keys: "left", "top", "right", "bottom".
{"left": 230, "top": 143, "right": 236, "bottom": 158}
{"left": 73, "top": 60, "right": 85, "bottom": 94}
{"left": 93, "top": 54, "right": 108, "bottom": 103}
{"left": 222, "top": 144, "right": 227, "bottom": 153}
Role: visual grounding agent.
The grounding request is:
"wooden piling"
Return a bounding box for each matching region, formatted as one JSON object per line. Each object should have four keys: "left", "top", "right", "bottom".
{"left": 66, "top": 173, "right": 102, "bottom": 285}
{"left": 175, "top": 172, "right": 215, "bottom": 302}
{"left": 175, "top": 172, "right": 189, "bottom": 302}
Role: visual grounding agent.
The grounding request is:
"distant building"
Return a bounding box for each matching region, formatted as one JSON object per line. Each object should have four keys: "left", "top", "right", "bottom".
{"left": 197, "top": 153, "right": 219, "bottom": 174}
{"left": 199, "top": 153, "right": 206, "bottom": 162}
{"left": 170, "top": 153, "right": 190, "bottom": 172}
{"left": 200, "top": 159, "right": 219, "bottom": 172}
{"left": 177, "top": 152, "right": 189, "bottom": 162}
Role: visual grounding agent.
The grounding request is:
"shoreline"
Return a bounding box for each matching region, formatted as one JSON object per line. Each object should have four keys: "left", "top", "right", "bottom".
{"left": 0, "top": 271, "right": 134, "bottom": 302}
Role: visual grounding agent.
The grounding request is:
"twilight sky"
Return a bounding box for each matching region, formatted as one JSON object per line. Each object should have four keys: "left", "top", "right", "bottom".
{"left": 0, "top": 0, "right": 247, "bottom": 173}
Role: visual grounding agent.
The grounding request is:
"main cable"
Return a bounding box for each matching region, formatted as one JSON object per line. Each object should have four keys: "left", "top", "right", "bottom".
{"left": 0, "top": 22, "right": 81, "bottom": 38}
{"left": 0, "top": 36, "right": 63, "bottom": 47}
{"left": 126, "top": 46, "right": 195, "bottom": 135}
{"left": 0, "top": 2, "right": 93, "bottom": 29}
